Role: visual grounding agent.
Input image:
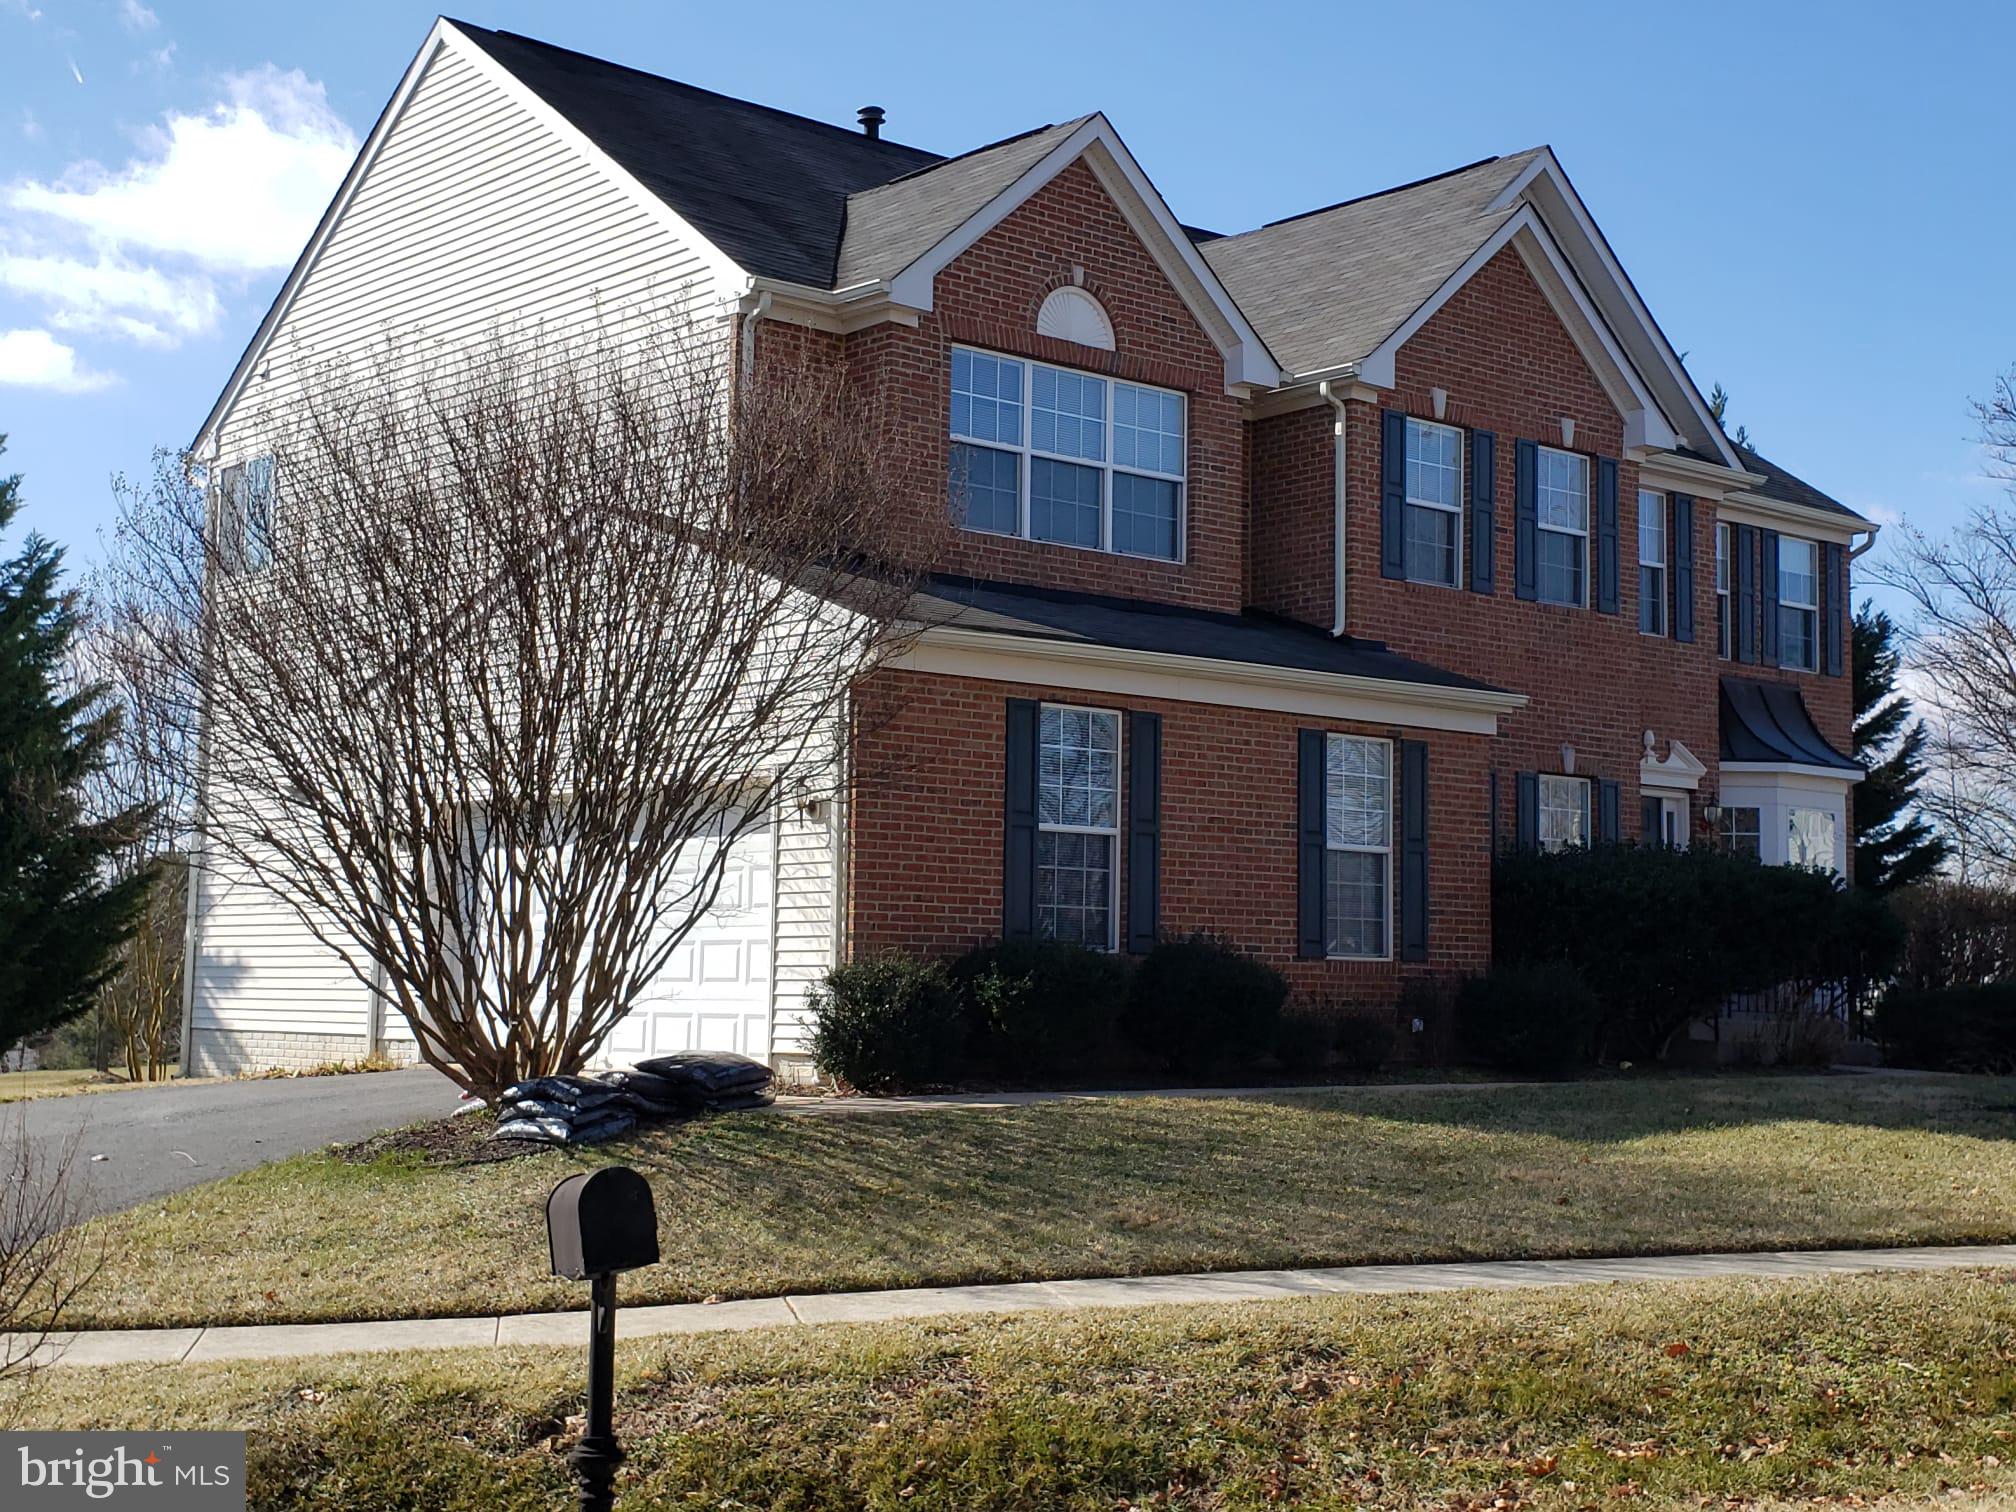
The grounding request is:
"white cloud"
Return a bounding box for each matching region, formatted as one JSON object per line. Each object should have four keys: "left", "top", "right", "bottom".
{"left": 19, "top": 108, "right": 40, "bottom": 141}
{"left": 0, "top": 329, "right": 117, "bottom": 392}
{"left": 9, "top": 65, "right": 357, "bottom": 275}
{"left": 119, "top": 0, "right": 159, "bottom": 31}
{"left": 0, "top": 250, "right": 221, "bottom": 345}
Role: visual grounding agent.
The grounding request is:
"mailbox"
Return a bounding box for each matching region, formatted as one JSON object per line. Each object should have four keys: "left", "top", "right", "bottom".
{"left": 546, "top": 1167, "right": 660, "bottom": 1280}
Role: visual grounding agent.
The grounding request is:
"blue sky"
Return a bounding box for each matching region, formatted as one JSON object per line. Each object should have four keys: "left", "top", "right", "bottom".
{"left": 1, "top": 0, "right": 2009, "bottom": 615}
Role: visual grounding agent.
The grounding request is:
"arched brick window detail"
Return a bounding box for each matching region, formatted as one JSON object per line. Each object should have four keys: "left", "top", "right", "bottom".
{"left": 1035, "top": 286, "right": 1115, "bottom": 351}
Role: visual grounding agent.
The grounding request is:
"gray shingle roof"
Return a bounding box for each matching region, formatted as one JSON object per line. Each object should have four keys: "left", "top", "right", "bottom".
{"left": 835, "top": 118, "right": 1091, "bottom": 289}
{"left": 1733, "top": 444, "right": 1862, "bottom": 522}
{"left": 906, "top": 576, "right": 1509, "bottom": 695}
{"left": 450, "top": 22, "right": 943, "bottom": 288}
{"left": 1199, "top": 151, "right": 1547, "bottom": 379}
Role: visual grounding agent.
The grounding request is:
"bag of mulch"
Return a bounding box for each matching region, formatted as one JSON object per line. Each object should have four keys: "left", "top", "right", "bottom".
{"left": 499, "top": 1076, "right": 621, "bottom": 1111}
{"left": 591, "top": 1069, "right": 689, "bottom": 1115}
{"left": 701, "top": 1089, "right": 775, "bottom": 1112}
{"left": 491, "top": 1113, "right": 575, "bottom": 1143}
{"left": 634, "top": 1052, "right": 772, "bottom": 1096}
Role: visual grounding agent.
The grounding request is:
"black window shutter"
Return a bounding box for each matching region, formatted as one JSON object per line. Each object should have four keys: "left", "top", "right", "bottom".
{"left": 1595, "top": 456, "right": 1620, "bottom": 614}
{"left": 1598, "top": 779, "right": 1621, "bottom": 846}
{"left": 1400, "top": 739, "right": 1429, "bottom": 961}
{"left": 1735, "top": 526, "right": 1758, "bottom": 664}
{"left": 1469, "top": 430, "right": 1496, "bottom": 594}
{"left": 1760, "top": 529, "right": 1782, "bottom": 665}
{"left": 1671, "top": 493, "right": 1695, "bottom": 643}
{"left": 1296, "top": 730, "right": 1327, "bottom": 958}
{"left": 1515, "top": 771, "right": 1538, "bottom": 850}
{"left": 1380, "top": 410, "right": 1407, "bottom": 580}
{"left": 1003, "top": 699, "right": 1039, "bottom": 939}
{"left": 1822, "top": 541, "right": 1846, "bottom": 676}
{"left": 1126, "top": 711, "right": 1161, "bottom": 953}
{"left": 1514, "top": 440, "right": 1538, "bottom": 601}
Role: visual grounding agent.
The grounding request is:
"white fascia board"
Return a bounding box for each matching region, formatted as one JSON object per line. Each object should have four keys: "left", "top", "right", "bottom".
{"left": 194, "top": 19, "right": 751, "bottom": 454}
{"left": 883, "top": 116, "right": 1281, "bottom": 393}
{"left": 1720, "top": 760, "right": 1866, "bottom": 786}
{"left": 1356, "top": 206, "right": 1682, "bottom": 454}
{"left": 1507, "top": 151, "right": 1742, "bottom": 470}
{"left": 891, "top": 625, "right": 1524, "bottom": 735}
{"left": 1637, "top": 451, "right": 1768, "bottom": 499}
{"left": 1717, "top": 494, "right": 1870, "bottom": 543}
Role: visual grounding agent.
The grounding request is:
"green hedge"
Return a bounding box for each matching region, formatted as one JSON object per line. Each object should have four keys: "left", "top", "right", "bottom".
{"left": 1457, "top": 963, "right": 1601, "bottom": 1073}
{"left": 807, "top": 956, "right": 964, "bottom": 1093}
{"left": 1876, "top": 984, "right": 2016, "bottom": 1073}
{"left": 949, "top": 939, "right": 1130, "bottom": 1076}
{"left": 1122, "top": 933, "right": 1286, "bottom": 1074}
{"left": 1492, "top": 845, "right": 1902, "bottom": 1061}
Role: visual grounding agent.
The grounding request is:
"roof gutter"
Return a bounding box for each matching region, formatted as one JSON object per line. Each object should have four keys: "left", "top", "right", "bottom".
{"left": 1850, "top": 523, "right": 1881, "bottom": 561}
{"left": 1319, "top": 379, "right": 1350, "bottom": 637}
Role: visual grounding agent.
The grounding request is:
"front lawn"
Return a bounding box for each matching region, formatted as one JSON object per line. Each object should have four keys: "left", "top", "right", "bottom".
{"left": 66, "top": 1073, "right": 2016, "bottom": 1330}
{"left": 12, "top": 1269, "right": 2016, "bottom": 1508}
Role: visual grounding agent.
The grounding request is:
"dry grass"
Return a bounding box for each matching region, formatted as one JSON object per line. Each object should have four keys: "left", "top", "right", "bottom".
{"left": 11, "top": 1268, "right": 2016, "bottom": 1508}
{"left": 67, "top": 1072, "right": 2016, "bottom": 1331}
{"left": 0, "top": 1068, "right": 203, "bottom": 1104}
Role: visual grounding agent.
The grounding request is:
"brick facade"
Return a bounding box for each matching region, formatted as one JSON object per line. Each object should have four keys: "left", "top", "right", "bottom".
{"left": 766, "top": 152, "right": 1855, "bottom": 986}
{"left": 1255, "top": 245, "right": 1853, "bottom": 852}
{"left": 850, "top": 668, "right": 1491, "bottom": 1000}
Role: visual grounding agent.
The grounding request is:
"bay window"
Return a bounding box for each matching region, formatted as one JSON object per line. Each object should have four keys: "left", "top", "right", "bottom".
{"left": 949, "top": 347, "right": 1185, "bottom": 562}
{"left": 1323, "top": 734, "right": 1391, "bottom": 958}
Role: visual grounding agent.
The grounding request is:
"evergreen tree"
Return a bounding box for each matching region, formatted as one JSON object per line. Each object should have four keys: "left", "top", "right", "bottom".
{"left": 0, "top": 437, "right": 152, "bottom": 1050}
{"left": 1852, "top": 600, "right": 1950, "bottom": 892}
{"left": 1707, "top": 382, "right": 1754, "bottom": 449}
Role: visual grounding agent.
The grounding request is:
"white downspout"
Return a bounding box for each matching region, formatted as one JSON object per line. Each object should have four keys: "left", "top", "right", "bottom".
{"left": 739, "top": 289, "right": 772, "bottom": 384}
{"left": 1320, "top": 380, "right": 1349, "bottom": 637}
{"left": 1849, "top": 523, "right": 1880, "bottom": 561}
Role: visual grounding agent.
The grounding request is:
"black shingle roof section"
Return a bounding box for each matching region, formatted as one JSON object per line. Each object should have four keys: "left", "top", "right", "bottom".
{"left": 907, "top": 576, "right": 1510, "bottom": 696}
{"left": 1719, "top": 677, "right": 1860, "bottom": 772}
{"left": 1733, "top": 443, "right": 1862, "bottom": 522}
{"left": 449, "top": 22, "right": 942, "bottom": 287}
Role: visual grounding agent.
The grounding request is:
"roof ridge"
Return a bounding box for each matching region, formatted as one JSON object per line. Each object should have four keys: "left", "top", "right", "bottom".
{"left": 449, "top": 20, "right": 943, "bottom": 163}
{"left": 1251, "top": 154, "right": 1507, "bottom": 233}
{"left": 870, "top": 114, "right": 1090, "bottom": 190}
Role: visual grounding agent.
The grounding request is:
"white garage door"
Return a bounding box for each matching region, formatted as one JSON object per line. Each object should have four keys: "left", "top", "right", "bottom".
{"left": 593, "top": 816, "right": 773, "bottom": 1067}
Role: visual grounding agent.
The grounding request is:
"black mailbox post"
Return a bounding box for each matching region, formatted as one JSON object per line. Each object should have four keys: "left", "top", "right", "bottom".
{"left": 546, "top": 1168, "right": 660, "bottom": 1512}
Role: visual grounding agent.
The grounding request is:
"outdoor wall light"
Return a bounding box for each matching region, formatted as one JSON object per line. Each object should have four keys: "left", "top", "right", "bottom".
{"left": 1703, "top": 805, "right": 1724, "bottom": 826}
{"left": 1560, "top": 744, "right": 1576, "bottom": 775}
{"left": 547, "top": 1167, "right": 661, "bottom": 1512}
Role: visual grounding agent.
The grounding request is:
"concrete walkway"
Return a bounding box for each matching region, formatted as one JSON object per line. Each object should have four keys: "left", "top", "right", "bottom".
{"left": 20, "top": 1242, "right": 2016, "bottom": 1371}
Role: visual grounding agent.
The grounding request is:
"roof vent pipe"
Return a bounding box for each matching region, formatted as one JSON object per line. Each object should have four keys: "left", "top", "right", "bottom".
{"left": 857, "top": 105, "right": 886, "bottom": 139}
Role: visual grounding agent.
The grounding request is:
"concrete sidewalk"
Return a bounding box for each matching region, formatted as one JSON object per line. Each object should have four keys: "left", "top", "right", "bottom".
{"left": 18, "top": 1242, "right": 2016, "bottom": 1371}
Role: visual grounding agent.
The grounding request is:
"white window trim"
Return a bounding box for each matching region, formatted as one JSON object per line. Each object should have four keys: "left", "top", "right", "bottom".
{"left": 1323, "top": 732, "right": 1394, "bottom": 962}
{"left": 950, "top": 345, "right": 1187, "bottom": 564}
{"left": 1715, "top": 521, "right": 1731, "bottom": 660}
{"left": 215, "top": 454, "right": 277, "bottom": 576}
{"left": 1637, "top": 488, "right": 1667, "bottom": 637}
{"left": 1403, "top": 416, "right": 1464, "bottom": 589}
{"left": 1036, "top": 701, "right": 1122, "bottom": 951}
{"left": 1778, "top": 535, "right": 1819, "bottom": 671}
{"left": 1535, "top": 445, "right": 1589, "bottom": 608}
{"left": 1538, "top": 773, "right": 1591, "bottom": 852}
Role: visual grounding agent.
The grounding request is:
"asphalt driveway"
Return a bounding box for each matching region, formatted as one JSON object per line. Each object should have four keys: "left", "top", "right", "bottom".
{"left": 5, "top": 1066, "right": 464, "bottom": 1219}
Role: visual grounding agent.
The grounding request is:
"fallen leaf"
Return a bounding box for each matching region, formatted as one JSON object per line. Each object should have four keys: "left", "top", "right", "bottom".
{"left": 1664, "top": 1341, "right": 1691, "bottom": 1358}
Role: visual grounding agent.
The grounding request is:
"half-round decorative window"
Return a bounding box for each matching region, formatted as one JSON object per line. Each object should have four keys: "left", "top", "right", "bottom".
{"left": 1035, "top": 286, "right": 1115, "bottom": 351}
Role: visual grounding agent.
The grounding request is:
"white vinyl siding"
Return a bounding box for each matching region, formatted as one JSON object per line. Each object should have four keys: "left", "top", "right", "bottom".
{"left": 194, "top": 36, "right": 755, "bottom": 1065}
{"left": 1403, "top": 417, "right": 1463, "bottom": 588}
